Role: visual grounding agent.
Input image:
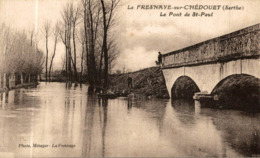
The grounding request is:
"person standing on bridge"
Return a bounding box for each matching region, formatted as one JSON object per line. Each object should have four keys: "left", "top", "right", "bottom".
{"left": 127, "top": 76, "right": 133, "bottom": 88}
{"left": 158, "top": 52, "right": 162, "bottom": 66}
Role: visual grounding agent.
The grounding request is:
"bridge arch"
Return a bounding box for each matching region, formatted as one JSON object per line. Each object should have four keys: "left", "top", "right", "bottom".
{"left": 211, "top": 74, "right": 260, "bottom": 109}
{"left": 162, "top": 58, "right": 260, "bottom": 98}
{"left": 171, "top": 76, "right": 200, "bottom": 99}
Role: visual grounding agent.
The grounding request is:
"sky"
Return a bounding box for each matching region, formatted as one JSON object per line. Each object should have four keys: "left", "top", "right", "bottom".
{"left": 1, "top": 0, "right": 260, "bottom": 72}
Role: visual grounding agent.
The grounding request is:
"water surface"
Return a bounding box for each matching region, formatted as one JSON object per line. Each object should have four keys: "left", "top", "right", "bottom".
{"left": 0, "top": 82, "right": 259, "bottom": 157}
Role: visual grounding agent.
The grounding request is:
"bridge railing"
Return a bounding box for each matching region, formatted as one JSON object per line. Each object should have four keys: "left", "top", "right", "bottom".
{"left": 162, "top": 24, "right": 260, "bottom": 68}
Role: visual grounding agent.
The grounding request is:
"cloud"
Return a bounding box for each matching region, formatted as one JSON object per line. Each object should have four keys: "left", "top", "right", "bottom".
{"left": 115, "top": 46, "right": 158, "bottom": 72}
{"left": 120, "top": 25, "right": 193, "bottom": 52}
{"left": 2, "top": 0, "right": 260, "bottom": 72}
{"left": 114, "top": 0, "right": 260, "bottom": 72}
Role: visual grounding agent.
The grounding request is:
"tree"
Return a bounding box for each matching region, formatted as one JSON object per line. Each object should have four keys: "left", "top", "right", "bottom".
{"left": 77, "top": 27, "right": 86, "bottom": 83}
{"left": 60, "top": 3, "right": 72, "bottom": 82}
{"left": 71, "top": 3, "right": 80, "bottom": 81}
{"left": 41, "top": 20, "right": 52, "bottom": 82}
{"left": 107, "top": 38, "right": 119, "bottom": 73}
{"left": 59, "top": 2, "right": 81, "bottom": 83}
{"left": 81, "top": 0, "right": 101, "bottom": 92}
{"left": 0, "top": 24, "right": 44, "bottom": 86}
{"left": 49, "top": 23, "right": 59, "bottom": 81}
{"left": 100, "top": 0, "right": 120, "bottom": 89}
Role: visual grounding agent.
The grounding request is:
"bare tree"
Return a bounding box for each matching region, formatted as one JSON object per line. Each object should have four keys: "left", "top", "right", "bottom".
{"left": 49, "top": 23, "right": 59, "bottom": 81}
{"left": 107, "top": 38, "right": 119, "bottom": 73}
{"left": 100, "top": 0, "right": 120, "bottom": 89}
{"left": 81, "top": 0, "right": 101, "bottom": 92}
{"left": 58, "top": 2, "right": 82, "bottom": 83}
{"left": 60, "top": 3, "right": 73, "bottom": 82}
{"left": 1, "top": 26, "right": 11, "bottom": 88}
{"left": 77, "top": 27, "right": 86, "bottom": 83}
{"left": 71, "top": 3, "right": 80, "bottom": 81}
{"left": 57, "top": 21, "right": 68, "bottom": 80}
{"left": 0, "top": 24, "right": 44, "bottom": 87}
{"left": 41, "top": 20, "right": 52, "bottom": 82}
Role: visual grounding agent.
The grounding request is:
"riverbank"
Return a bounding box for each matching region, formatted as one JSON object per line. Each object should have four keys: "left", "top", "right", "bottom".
{"left": 109, "top": 67, "right": 169, "bottom": 99}
{"left": 0, "top": 82, "right": 39, "bottom": 94}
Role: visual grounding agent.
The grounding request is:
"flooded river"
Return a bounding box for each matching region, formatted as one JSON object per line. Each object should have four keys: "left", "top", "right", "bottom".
{"left": 0, "top": 82, "right": 259, "bottom": 157}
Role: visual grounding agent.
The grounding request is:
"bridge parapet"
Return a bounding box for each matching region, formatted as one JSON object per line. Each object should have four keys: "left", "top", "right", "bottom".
{"left": 162, "top": 24, "right": 260, "bottom": 68}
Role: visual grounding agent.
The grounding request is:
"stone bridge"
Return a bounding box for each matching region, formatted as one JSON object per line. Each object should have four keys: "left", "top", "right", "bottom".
{"left": 162, "top": 24, "right": 260, "bottom": 97}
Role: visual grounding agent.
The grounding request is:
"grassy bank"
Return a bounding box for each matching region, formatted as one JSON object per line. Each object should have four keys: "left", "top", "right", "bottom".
{"left": 109, "top": 67, "right": 169, "bottom": 98}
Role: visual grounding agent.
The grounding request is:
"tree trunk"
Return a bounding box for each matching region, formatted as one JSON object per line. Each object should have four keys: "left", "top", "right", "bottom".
{"left": 20, "top": 73, "right": 23, "bottom": 84}
{"left": 101, "top": 0, "right": 108, "bottom": 90}
{"left": 84, "top": 3, "right": 97, "bottom": 92}
{"left": 72, "top": 24, "right": 78, "bottom": 82}
{"left": 0, "top": 73, "right": 2, "bottom": 88}
{"left": 99, "top": 47, "right": 104, "bottom": 85}
{"left": 68, "top": 47, "right": 72, "bottom": 82}
{"left": 45, "top": 35, "right": 48, "bottom": 82}
{"left": 67, "top": 22, "right": 72, "bottom": 83}
{"left": 5, "top": 73, "right": 9, "bottom": 89}
{"left": 65, "top": 45, "right": 68, "bottom": 82}
{"left": 49, "top": 35, "right": 57, "bottom": 82}
{"left": 80, "top": 40, "right": 84, "bottom": 83}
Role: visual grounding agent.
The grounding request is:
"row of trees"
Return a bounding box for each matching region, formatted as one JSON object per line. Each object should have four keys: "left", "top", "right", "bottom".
{"left": 0, "top": 24, "right": 44, "bottom": 88}
{"left": 0, "top": 0, "right": 120, "bottom": 92}
{"left": 43, "top": 0, "right": 120, "bottom": 92}
{"left": 81, "top": 0, "right": 120, "bottom": 92}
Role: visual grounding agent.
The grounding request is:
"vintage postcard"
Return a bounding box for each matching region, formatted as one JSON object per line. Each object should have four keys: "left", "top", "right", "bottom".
{"left": 0, "top": 0, "right": 259, "bottom": 157}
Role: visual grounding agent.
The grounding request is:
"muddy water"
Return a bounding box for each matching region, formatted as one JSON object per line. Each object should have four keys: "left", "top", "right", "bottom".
{"left": 0, "top": 82, "right": 259, "bottom": 157}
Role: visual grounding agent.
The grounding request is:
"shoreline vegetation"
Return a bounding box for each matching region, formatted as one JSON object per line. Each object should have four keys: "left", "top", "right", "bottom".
{"left": 109, "top": 66, "right": 170, "bottom": 99}
{"left": 0, "top": 82, "right": 38, "bottom": 94}
{"left": 39, "top": 66, "right": 170, "bottom": 99}
{"left": 1, "top": 66, "right": 259, "bottom": 111}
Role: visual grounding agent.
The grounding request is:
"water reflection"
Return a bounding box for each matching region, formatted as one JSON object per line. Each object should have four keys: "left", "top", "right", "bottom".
{"left": 0, "top": 82, "right": 259, "bottom": 157}
{"left": 101, "top": 99, "right": 108, "bottom": 157}
{"left": 200, "top": 108, "right": 260, "bottom": 156}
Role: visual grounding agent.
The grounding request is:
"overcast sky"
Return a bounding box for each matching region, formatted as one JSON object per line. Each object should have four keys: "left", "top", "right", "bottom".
{"left": 1, "top": 0, "right": 260, "bottom": 72}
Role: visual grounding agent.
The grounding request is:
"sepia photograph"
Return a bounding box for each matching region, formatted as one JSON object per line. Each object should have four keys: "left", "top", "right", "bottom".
{"left": 0, "top": 0, "right": 260, "bottom": 157}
